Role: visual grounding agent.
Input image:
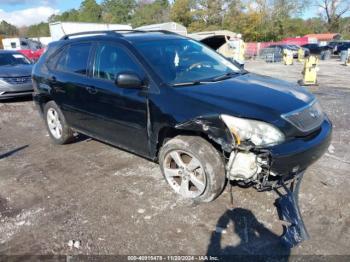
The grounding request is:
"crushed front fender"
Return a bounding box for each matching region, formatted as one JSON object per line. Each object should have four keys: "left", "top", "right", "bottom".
{"left": 175, "top": 115, "right": 234, "bottom": 152}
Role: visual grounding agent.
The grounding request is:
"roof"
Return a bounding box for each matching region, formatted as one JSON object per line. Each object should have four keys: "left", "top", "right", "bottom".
{"left": 58, "top": 30, "right": 185, "bottom": 43}
{"left": 304, "top": 33, "right": 341, "bottom": 41}
{"left": 122, "top": 31, "right": 185, "bottom": 42}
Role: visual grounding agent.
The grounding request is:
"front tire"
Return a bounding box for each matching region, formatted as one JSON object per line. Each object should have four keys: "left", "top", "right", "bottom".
{"left": 44, "top": 101, "right": 74, "bottom": 144}
{"left": 159, "top": 135, "right": 226, "bottom": 203}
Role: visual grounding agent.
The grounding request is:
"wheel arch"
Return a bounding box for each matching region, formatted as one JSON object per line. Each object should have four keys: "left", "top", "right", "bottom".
{"left": 33, "top": 93, "right": 53, "bottom": 115}
{"left": 154, "top": 115, "right": 234, "bottom": 160}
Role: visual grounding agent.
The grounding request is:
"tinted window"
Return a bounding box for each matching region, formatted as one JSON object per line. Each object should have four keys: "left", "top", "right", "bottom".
{"left": 93, "top": 43, "right": 142, "bottom": 81}
{"left": 47, "top": 48, "right": 66, "bottom": 70}
{"left": 21, "top": 41, "right": 29, "bottom": 48}
{"left": 0, "top": 52, "right": 31, "bottom": 66}
{"left": 55, "top": 48, "right": 68, "bottom": 71}
{"left": 56, "top": 43, "right": 91, "bottom": 75}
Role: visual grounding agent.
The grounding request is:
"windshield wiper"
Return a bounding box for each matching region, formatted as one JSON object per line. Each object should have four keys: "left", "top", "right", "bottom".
{"left": 172, "top": 72, "right": 241, "bottom": 87}
{"left": 172, "top": 81, "right": 203, "bottom": 87}
{"left": 210, "top": 72, "right": 240, "bottom": 82}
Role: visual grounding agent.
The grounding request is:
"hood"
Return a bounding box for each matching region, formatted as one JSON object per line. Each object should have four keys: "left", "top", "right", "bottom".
{"left": 0, "top": 64, "right": 33, "bottom": 78}
{"left": 174, "top": 73, "right": 314, "bottom": 123}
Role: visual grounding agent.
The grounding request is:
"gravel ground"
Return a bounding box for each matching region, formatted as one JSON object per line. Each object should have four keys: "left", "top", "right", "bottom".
{"left": 0, "top": 59, "right": 349, "bottom": 258}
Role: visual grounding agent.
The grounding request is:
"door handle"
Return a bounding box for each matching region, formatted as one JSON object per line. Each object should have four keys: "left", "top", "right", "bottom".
{"left": 86, "top": 86, "right": 98, "bottom": 95}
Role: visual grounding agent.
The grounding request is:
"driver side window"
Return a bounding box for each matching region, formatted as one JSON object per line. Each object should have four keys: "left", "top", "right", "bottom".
{"left": 93, "top": 43, "right": 142, "bottom": 81}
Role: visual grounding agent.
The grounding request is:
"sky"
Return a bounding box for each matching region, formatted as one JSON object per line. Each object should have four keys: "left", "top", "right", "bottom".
{"left": 0, "top": 0, "right": 102, "bottom": 27}
{"left": 0, "top": 0, "right": 319, "bottom": 27}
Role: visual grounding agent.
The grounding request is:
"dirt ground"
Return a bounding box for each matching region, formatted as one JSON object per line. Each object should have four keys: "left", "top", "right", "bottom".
{"left": 0, "top": 59, "right": 349, "bottom": 258}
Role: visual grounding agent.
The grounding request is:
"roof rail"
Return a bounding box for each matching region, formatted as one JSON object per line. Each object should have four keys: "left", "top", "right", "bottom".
{"left": 60, "top": 29, "right": 179, "bottom": 40}
{"left": 113, "top": 29, "right": 146, "bottom": 33}
{"left": 60, "top": 30, "right": 122, "bottom": 40}
{"left": 146, "top": 30, "right": 179, "bottom": 35}
{"left": 114, "top": 29, "right": 179, "bottom": 35}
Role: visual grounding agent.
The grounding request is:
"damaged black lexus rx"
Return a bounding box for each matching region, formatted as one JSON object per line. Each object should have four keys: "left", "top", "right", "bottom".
{"left": 32, "top": 31, "right": 332, "bottom": 246}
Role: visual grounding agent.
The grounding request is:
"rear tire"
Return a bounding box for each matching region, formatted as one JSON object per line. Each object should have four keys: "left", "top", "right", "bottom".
{"left": 44, "top": 101, "right": 74, "bottom": 144}
{"left": 159, "top": 135, "right": 226, "bottom": 203}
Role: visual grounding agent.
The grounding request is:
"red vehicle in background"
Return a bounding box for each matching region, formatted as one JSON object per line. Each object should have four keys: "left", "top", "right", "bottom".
{"left": 2, "top": 37, "right": 45, "bottom": 62}
{"left": 19, "top": 48, "right": 45, "bottom": 61}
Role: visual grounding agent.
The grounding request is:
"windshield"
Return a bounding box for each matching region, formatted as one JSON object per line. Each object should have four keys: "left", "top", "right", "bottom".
{"left": 134, "top": 39, "right": 240, "bottom": 85}
{"left": 0, "top": 53, "right": 31, "bottom": 66}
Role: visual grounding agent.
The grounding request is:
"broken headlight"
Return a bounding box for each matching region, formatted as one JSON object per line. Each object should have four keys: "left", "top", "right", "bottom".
{"left": 221, "top": 115, "right": 285, "bottom": 147}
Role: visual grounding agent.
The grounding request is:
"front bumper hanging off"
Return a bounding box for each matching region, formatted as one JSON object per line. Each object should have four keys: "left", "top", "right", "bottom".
{"left": 274, "top": 172, "right": 309, "bottom": 247}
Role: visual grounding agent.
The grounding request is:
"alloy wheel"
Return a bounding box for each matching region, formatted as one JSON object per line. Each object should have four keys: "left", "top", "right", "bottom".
{"left": 47, "top": 108, "right": 63, "bottom": 139}
{"left": 163, "top": 150, "right": 206, "bottom": 198}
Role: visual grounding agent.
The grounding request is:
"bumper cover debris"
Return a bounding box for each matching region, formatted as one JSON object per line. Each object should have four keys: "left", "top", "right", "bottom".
{"left": 275, "top": 173, "right": 309, "bottom": 247}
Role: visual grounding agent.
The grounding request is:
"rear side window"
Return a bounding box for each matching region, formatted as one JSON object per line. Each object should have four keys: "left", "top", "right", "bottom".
{"left": 56, "top": 43, "right": 92, "bottom": 75}
{"left": 47, "top": 48, "right": 66, "bottom": 70}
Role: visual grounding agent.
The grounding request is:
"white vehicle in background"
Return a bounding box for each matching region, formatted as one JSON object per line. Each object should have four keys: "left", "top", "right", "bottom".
{"left": 136, "top": 22, "right": 187, "bottom": 36}
{"left": 2, "top": 38, "right": 42, "bottom": 51}
{"left": 49, "top": 22, "right": 132, "bottom": 41}
{"left": 189, "top": 30, "right": 245, "bottom": 66}
{"left": 29, "top": 37, "right": 52, "bottom": 47}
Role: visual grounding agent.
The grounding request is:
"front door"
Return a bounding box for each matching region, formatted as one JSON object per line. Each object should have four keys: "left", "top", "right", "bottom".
{"left": 83, "top": 42, "right": 149, "bottom": 156}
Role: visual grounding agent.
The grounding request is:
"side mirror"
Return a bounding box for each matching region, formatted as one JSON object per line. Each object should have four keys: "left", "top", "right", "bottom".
{"left": 116, "top": 73, "right": 144, "bottom": 89}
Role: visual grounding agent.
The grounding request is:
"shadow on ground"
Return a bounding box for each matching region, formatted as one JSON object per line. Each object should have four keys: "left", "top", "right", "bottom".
{"left": 0, "top": 145, "right": 28, "bottom": 160}
{"left": 0, "top": 95, "right": 32, "bottom": 104}
{"left": 207, "top": 208, "right": 290, "bottom": 261}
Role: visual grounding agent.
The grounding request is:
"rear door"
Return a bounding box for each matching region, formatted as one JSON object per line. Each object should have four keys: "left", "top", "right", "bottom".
{"left": 81, "top": 41, "right": 149, "bottom": 155}
{"left": 48, "top": 42, "right": 94, "bottom": 131}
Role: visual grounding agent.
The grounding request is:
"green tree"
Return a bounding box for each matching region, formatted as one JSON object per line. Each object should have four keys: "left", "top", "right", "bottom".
{"left": 205, "top": 0, "right": 224, "bottom": 26}
{"left": 339, "top": 16, "right": 350, "bottom": 38}
{"left": 170, "top": 0, "right": 195, "bottom": 27}
{"left": 49, "top": 9, "right": 80, "bottom": 22}
{"left": 317, "top": 0, "right": 350, "bottom": 32}
{"left": 101, "top": 0, "right": 136, "bottom": 24}
{"left": 79, "top": 0, "right": 102, "bottom": 22}
{"left": 268, "top": 0, "right": 309, "bottom": 39}
{"left": 131, "top": 0, "right": 170, "bottom": 27}
{"left": 26, "top": 22, "right": 50, "bottom": 37}
{"left": 0, "top": 20, "right": 18, "bottom": 36}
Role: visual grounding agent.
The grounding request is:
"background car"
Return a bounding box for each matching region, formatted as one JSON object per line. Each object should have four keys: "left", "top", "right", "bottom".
{"left": 259, "top": 45, "right": 283, "bottom": 62}
{"left": 19, "top": 48, "right": 45, "bottom": 62}
{"left": 328, "top": 41, "right": 350, "bottom": 55}
{"left": 335, "top": 42, "right": 350, "bottom": 55}
{"left": 268, "top": 44, "right": 297, "bottom": 56}
{"left": 288, "top": 44, "right": 310, "bottom": 57}
{"left": 0, "top": 50, "right": 33, "bottom": 100}
{"left": 301, "top": 43, "right": 333, "bottom": 55}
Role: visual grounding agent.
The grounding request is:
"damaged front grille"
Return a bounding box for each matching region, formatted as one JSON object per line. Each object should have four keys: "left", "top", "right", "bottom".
{"left": 282, "top": 100, "right": 324, "bottom": 132}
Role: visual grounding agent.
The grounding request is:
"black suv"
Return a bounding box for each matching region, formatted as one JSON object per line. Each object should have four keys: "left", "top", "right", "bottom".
{"left": 33, "top": 30, "right": 332, "bottom": 203}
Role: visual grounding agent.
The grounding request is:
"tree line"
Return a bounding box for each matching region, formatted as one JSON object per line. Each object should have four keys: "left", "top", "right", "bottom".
{"left": 1, "top": 0, "right": 349, "bottom": 42}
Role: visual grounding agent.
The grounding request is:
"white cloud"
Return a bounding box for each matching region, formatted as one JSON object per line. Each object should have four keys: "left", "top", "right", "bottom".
{"left": 0, "top": 6, "right": 59, "bottom": 27}
{"left": 0, "top": 0, "right": 57, "bottom": 5}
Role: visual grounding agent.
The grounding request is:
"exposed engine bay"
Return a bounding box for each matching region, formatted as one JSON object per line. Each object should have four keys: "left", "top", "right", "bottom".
{"left": 225, "top": 144, "right": 276, "bottom": 191}
{"left": 175, "top": 116, "right": 311, "bottom": 247}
